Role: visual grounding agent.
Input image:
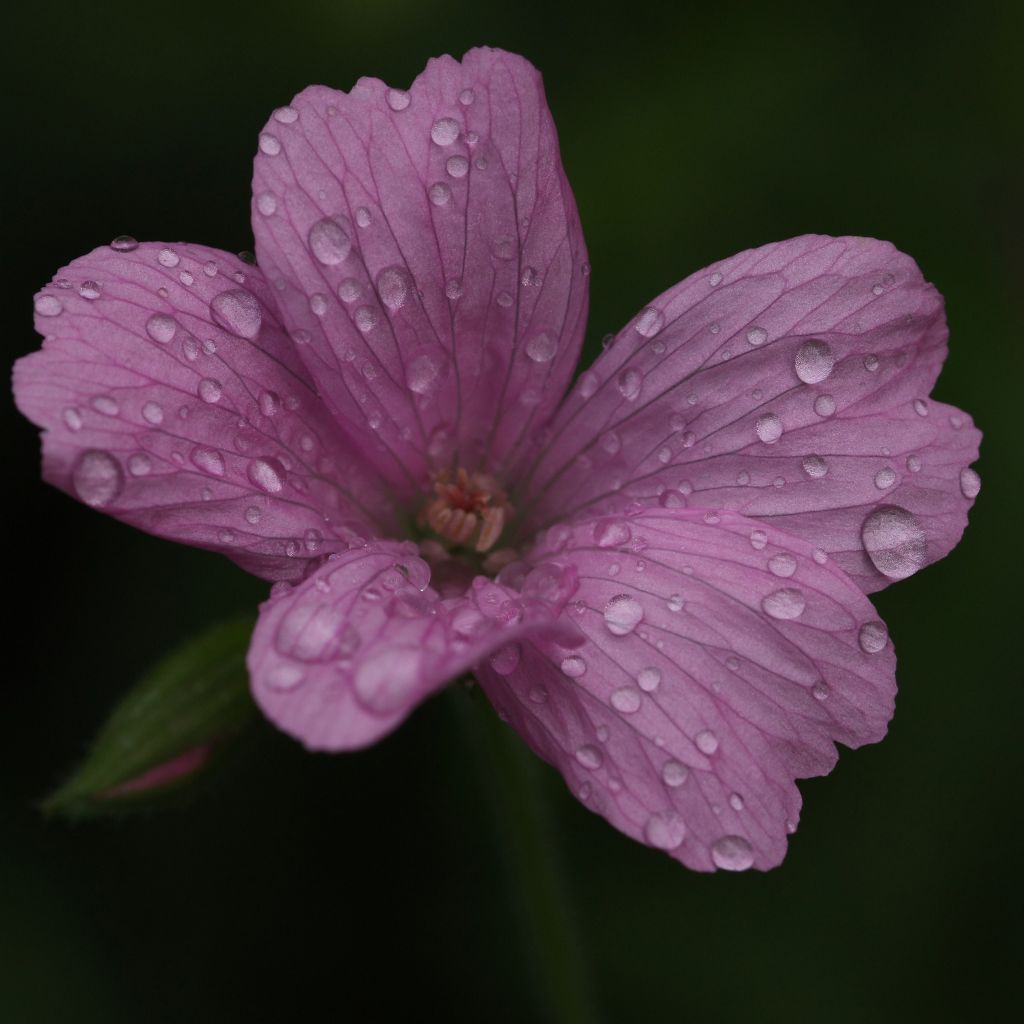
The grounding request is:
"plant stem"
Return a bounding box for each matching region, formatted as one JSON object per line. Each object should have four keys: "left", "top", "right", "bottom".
{"left": 452, "top": 687, "right": 601, "bottom": 1024}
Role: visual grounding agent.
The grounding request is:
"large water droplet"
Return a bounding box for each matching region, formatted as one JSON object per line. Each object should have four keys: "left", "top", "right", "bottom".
{"left": 142, "top": 401, "right": 164, "bottom": 425}
{"left": 858, "top": 620, "right": 889, "bottom": 654}
{"left": 635, "top": 307, "right": 665, "bottom": 338}
{"left": 603, "top": 595, "right": 643, "bottom": 636}
{"left": 157, "top": 247, "right": 180, "bottom": 268}
{"left": 386, "top": 89, "right": 410, "bottom": 111}
{"left": 711, "top": 835, "right": 754, "bottom": 871}
{"left": 526, "top": 332, "right": 558, "bottom": 363}
{"left": 198, "top": 378, "right": 223, "bottom": 404}
{"left": 637, "top": 667, "right": 661, "bottom": 692}
{"left": 575, "top": 744, "right": 603, "bottom": 770}
{"left": 662, "top": 760, "right": 688, "bottom": 787}
{"left": 746, "top": 326, "right": 768, "bottom": 346}
{"left": 258, "top": 133, "right": 282, "bottom": 156}
{"left": 248, "top": 456, "right": 286, "bottom": 494}
{"left": 594, "top": 519, "right": 630, "bottom": 548}
{"left": 309, "top": 218, "right": 352, "bottom": 266}
{"left": 644, "top": 811, "right": 686, "bottom": 850}
{"left": 794, "top": 339, "right": 834, "bottom": 383}
{"left": 560, "top": 655, "right": 587, "bottom": 678}
{"left": 446, "top": 155, "right": 469, "bottom": 178}
{"left": 406, "top": 351, "right": 449, "bottom": 395}
{"left": 110, "top": 234, "right": 139, "bottom": 252}
{"left": 617, "top": 368, "right": 642, "bottom": 401}
{"left": 428, "top": 182, "right": 452, "bottom": 206}
{"left": 802, "top": 454, "right": 828, "bottom": 478}
{"left": 72, "top": 450, "right": 123, "bottom": 507}
{"left": 191, "top": 446, "right": 225, "bottom": 476}
{"left": 761, "top": 587, "right": 806, "bottom": 619}
{"left": 861, "top": 505, "right": 926, "bottom": 580}
{"left": 696, "top": 729, "right": 719, "bottom": 755}
{"left": 490, "top": 644, "right": 521, "bottom": 676}
{"left": 34, "top": 295, "right": 62, "bottom": 317}
{"left": 431, "top": 117, "right": 460, "bottom": 145}
{"left": 768, "top": 553, "right": 797, "bottom": 578}
{"left": 610, "top": 687, "right": 641, "bottom": 714}
{"left": 755, "top": 413, "right": 783, "bottom": 444}
{"left": 210, "top": 290, "right": 262, "bottom": 339}
{"left": 376, "top": 266, "right": 409, "bottom": 310}
{"left": 959, "top": 467, "right": 981, "bottom": 499}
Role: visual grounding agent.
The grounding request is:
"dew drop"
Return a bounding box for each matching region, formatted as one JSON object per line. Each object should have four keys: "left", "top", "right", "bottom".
{"left": 696, "top": 729, "right": 719, "bottom": 755}
{"left": 110, "top": 234, "right": 139, "bottom": 252}
{"left": 637, "top": 667, "right": 661, "bottom": 692}
{"left": 490, "top": 644, "right": 521, "bottom": 676}
{"left": 446, "top": 155, "right": 469, "bottom": 178}
{"left": 576, "top": 744, "right": 603, "bottom": 770}
{"left": 309, "top": 217, "right": 351, "bottom": 266}
{"left": 458, "top": 88, "right": 475, "bottom": 106}
{"left": 635, "top": 307, "right": 665, "bottom": 338}
{"left": 191, "top": 446, "right": 225, "bottom": 476}
{"left": 127, "top": 452, "right": 152, "bottom": 477}
{"left": 711, "top": 835, "right": 754, "bottom": 871}
{"left": 256, "top": 191, "right": 277, "bottom": 216}
{"left": 91, "top": 395, "right": 119, "bottom": 417}
{"left": 593, "top": 519, "right": 630, "bottom": 548}
{"left": 273, "top": 105, "right": 298, "bottom": 124}
{"left": 746, "top": 326, "right": 768, "bottom": 346}
{"left": 210, "top": 289, "right": 262, "bottom": 339}
{"left": 610, "top": 687, "right": 641, "bottom": 714}
{"left": 794, "top": 339, "right": 834, "bottom": 383}
{"left": 662, "top": 760, "right": 688, "bottom": 787}
{"left": 34, "top": 295, "right": 62, "bottom": 317}
{"left": 861, "top": 506, "right": 926, "bottom": 580}
{"left": 762, "top": 587, "right": 806, "bottom": 619}
{"left": 768, "top": 553, "right": 797, "bottom": 578}
{"left": 248, "top": 456, "right": 286, "bottom": 494}
{"left": 79, "top": 280, "right": 101, "bottom": 300}
{"left": 617, "top": 368, "right": 642, "bottom": 401}
{"left": 750, "top": 529, "right": 768, "bottom": 551}
{"left": 386, "top": 89, "right": 410, "bottom": 111}
{"left": 428, "top": 181, "right": 452, "bottom": 206}
{"left": 959, "top": 467, "right": 981, "bottom": 499}
{"left": 431, "top": 117, "right": 460, "bottom": 146}
{"left": 406, "top": 351, "right": 449, "bottom": 395}
{"left": 814, "top": 394, "right": 836, "bottom": 417}
{"left": 811, "top": 680, "right": 831, "bottom": 701}
{"left": 526, "top": 332, "right": 558, "bottom": 363}
{"left": 802, "top": 455, "right": 828, "bottom": 478}
{"left": 258, "top": 133, "right": 282, "bottom": 156}
{"left": 874, "top": 466, "right": 897, "bottom": 489}
{"left": 603, "top": 595, "right": 643, "bottom": 636}
{"left": 755, "top": 413, "right": 783, "bottom": 444}
{"left": 266, "top": 664, "right": 304, "bottom": 691}
{"left": 72, "top": 450, "right": 123, "bottom": 507}
{"left": 198, "top": 378, "right": 223, "bottom": 404}
{"left": 858, "top": 620, "right": 889, "bottom": 654}
{"left": 62, "top": 407, "right": 83, "bottom": 431}
{"left": 560, "top": 655, "right": 587, "bottom": 679}
{"left": 377, "top": 266, "right": 409, "bottom": 310}
{"left": 644, "top": 812, "right": 686, "bottom": 850}
{"left": 142, "top": 401, "right": 164, "bottom": 425}
{"left": 157, "top": 247, "right": 180, "bottom": 268}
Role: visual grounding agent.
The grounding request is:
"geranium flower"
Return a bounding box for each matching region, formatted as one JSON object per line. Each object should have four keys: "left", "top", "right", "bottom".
{"left": 14, "top": 48, "right": 980, "bottom": 871}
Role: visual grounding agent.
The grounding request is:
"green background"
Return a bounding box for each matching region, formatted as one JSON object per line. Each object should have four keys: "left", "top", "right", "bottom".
{"left": 4, "top": 1, "right": 1020, "bottom": 1020}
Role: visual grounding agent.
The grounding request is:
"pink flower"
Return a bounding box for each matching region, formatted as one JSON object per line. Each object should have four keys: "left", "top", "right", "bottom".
{"left": 14, "top": 48, "right": 980, "bottom": 871}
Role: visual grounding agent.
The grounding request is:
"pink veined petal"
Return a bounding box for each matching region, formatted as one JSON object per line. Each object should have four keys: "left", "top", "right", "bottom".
{"left": 248, "top": 538, "right": 581, "bottom": 751}
{"left": 15, "top": 242, "right": 398, "bottom": 581}
{"left": 518, "top": 235, "right": 981, "bottom": 592}
{"left": 475, "top": 507, "right": 896, "bottom": 872}
{"left": 251, "top": 46, "right": 588, "bottom": 500}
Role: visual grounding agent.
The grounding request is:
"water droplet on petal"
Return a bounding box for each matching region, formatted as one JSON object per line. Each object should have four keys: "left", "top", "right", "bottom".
{"left": 34, "top": 295, "right": 62, "bottom": 317}
{"left": 377, "top": 266, "right": 410, "bottom": 310}
{"left": 755, "top": 413, "right": 783, "bottom": 444}
{"left": 762, "top": 587, "right": 806, "bottom": 619}
{"left": 258, "top": 133, "right": 282, "bottom": 156}
{"left": 644, "top": 811, "right": 686, "bottom": 850}
{"left": 428, "top": 181, "right": 452, "bottom": 206}
{"left": 802, "top": 455, "right": 828, "bottom": 478}
{"left": 811, "top": 680, "right": 831, "bottom": 701}
{"left": 386, "top": 88, "right": 410, "bottom": 111}
{"left": 617, "top": 368, "right": 642, "bottom": 400}
{"left": 750, "top": 529, "right": 768, "bottom": 550}
{"left": 490, "top": 644, "right": 521, "bottom": 676}
{"left": 561, "top": 655, "right": 587, "bottom": 678}
{"left": 794, "top": 339, "right": 834, "bottom": 383}
{"left": 210, "top": 290, "right": 262, "bottom": 339}
{"left": 458, "top": 88, "right": 475, "bottom": 106}
{"left": 62, "top": 407, "right": 83, "bottom": 431}
{"left": 266, "top": 664, "right": 304, "bottom": 691}
{"left": 198, "top": 378, "right": 223, "bottom": 404}
{"left": 635, "top": 307, "right": 664, "bottom": 338}
{"left": 309, "top": 217, "right": 351, "bottom": 266}
{"left": 858, "top": 620, "right": 889, "bottom": 654}
{"left": 662, "top": 760, "right": 688, "bottom": 787}
{"left": 127, "top": 452, "right": 151, "bottom": 476}
{"left": 637, "top": 667, "right": 661, "bottom": 692}
{"left": 861, "top": 506, "right": 926, "bottom": 580}
{"left": 711, "top": 835, "right": 754, "bottom": 871}
{"left": 406, "top": 351, "right": 449, "bottom": 395}
{"left": 814, "top": 394, "right": 836, "bottom": 417}
{"left": 746, "top": 326, "right": 768, "bottom": 346}
{"left": 768, "top": 553, "right": 797, "bottom": 578}
{"left": 610, "top": 687, "right": 641, "bottom": 714}
{"left": 91, "top": 395, "right": 119, "bottom": 416}
{"left": 431, "top": 117, "right": 460, "bottom": 145}
{"left": 959, "top": 467, "right": 981, "bottom": 499}
{"left": 526, "top": 332, "right": 558, "bottom": 363}
{"left": 256, "top": 191, "right": 277, "bottom": 216}
{"left": 273, "top": 105, "right": 298, "bottom": 124}
{"left": 248, "top": 456, "right": 286, "bottom": 494}
{"left": 142, "top": 401, "right": 164, "bottom": 425}
{"left": 191, "top": 446, "right": 225, "bottom": 476}
{"left": 603, "top": 595, "right": 643, "bottom": 636}
{"left": 575, "top": 744, "right": 603, "bottom": 770}
{"left": 353, "top": 647, "right": 422, "bottom": 713}
{"left": 72, "top": 450, "right": 123, "bottom": 507}
{"left": 874, "top": 466, "right": 897, "bottom": 489}
{"left": 696, "top": 729, "right": 719, "bottom": 754}
{"left": 110, "top": 234, "right": 139, "bottom": 252}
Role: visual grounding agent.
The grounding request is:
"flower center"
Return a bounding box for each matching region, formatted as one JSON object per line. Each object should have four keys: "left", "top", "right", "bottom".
{"left": 421, "top": 467, "right": 513, "bottom": 554}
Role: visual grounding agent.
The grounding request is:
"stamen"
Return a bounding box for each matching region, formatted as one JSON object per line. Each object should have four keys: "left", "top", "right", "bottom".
{"left": 422, "top": 468, "right": 513, "bottom": 553}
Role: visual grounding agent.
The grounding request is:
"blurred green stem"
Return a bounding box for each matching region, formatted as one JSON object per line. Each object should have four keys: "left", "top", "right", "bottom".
{"left": 452, "top": 687, "right": 600, "bottom": 1024}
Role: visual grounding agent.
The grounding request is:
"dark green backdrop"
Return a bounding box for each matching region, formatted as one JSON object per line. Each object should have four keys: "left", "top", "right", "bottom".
{"left": 4, "top": 2, "right": 1020, "bottom": 1021}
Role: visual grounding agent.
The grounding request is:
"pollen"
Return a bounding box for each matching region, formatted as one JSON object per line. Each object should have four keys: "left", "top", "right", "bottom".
{"left": 422, "top": 468, "right": 512, "bottom": 553}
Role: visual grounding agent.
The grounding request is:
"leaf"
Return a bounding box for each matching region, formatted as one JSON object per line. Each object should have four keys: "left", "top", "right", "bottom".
{"left": 45, "top": 615, "right": 258, "bottom": 817}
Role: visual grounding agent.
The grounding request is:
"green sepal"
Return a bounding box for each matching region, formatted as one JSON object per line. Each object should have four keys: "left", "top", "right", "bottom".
{"left": 44, "top": 615, "right": 258, "bottom": 818}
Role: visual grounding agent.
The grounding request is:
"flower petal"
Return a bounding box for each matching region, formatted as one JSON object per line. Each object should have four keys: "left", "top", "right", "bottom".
{"left": 14, "top": 242, "right": 397, "bottom": 580}
{"left": 248, "top": 539, "right": 579, "bottom": 751}
{"left": 519, "top": 236, "right": 980, "bottom": 591}
{"left": 251, "top": 47, "right": 588, "bottom": 499}
{"left": 475, "top": 507, "right": 896, "bottom": 871}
